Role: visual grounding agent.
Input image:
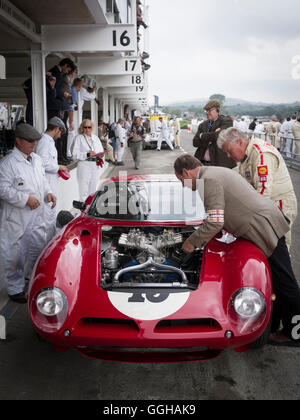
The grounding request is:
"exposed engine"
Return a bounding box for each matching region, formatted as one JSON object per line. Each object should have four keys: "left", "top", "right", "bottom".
{"left": 101, "top": 226, "right": 202, "bottom": 289}
{"left": 118, "top": 228, "right": 183, "bottom": 264}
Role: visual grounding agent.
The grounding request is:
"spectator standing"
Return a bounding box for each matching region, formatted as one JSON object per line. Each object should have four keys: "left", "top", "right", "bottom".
{"left": 128, "top": 116, "right": 145, "bottom": 169}
{"left": 124, "top": 118, "right": 132, "bottom": 133}
{"left": 0, "top": 124, "right": 56, "bottom": 303}
{"left": 22, "top": 70, "right": 33, "bottom": 126}
{"left": 143, "top": 117, "right": 151, "bottom": 133}
{"left": 58, "top": 68, "right": 78, "bottom": 163}
{"left": 174, "top": 118, "right": 181, "bottom": 149}
{"left": 237, "top": 118, "right": 248, "bottom": 132}
{"left": 168, "top": 118, "right": 175, "bottom": 146}
{"left": 46, "top": 75, "right": 70, "bottom": 164}
{"left": 47, "top": 58, "right": 75, "bottom": 101}
{"left": 193, "top": 100, "right": 235, "bottom": 168}
{"left": 35, "top": 117, "right": 69, "bottom": 242}
{"left": 266, "top": 115, "right": 280, "bottom": 148}
{"left": 292, "top": 117, "right": 300, "bottom": 160}
{"left": 248, "top": 118, "right": 257, "bottom": 132}
{"left": 108, "top": 122, "right": 117, "bottom": 162}
{"left": 77, "top": 86, "right": 97, "bottom": 125}
{"left": 114, "top": 118, "right": 127, "bottom": 166}
{"left": 254, "top": 121, "right": 265, "bottom": 135}
{"left": 72, "top": 120, "right": 104, "bottom": 201}
{"left": 287, "top": 115, "right": 297, "bottom": 157}
{"left": 280, "top": 118, "right": 293, "bottom": 158}
{"left": 276, "top": 119, "right": 284, "bottom": 142}
{"left": 157, "top": 116, "right": 174, "bottom": 151}
{"left": 66, "top": 78, "right": 83, "bottom": 160}
{"left": 231, "top": 116, "right": 239, "bottom": 129}
{"left": 98, "top": 122, "right": 115, "bottom": 164}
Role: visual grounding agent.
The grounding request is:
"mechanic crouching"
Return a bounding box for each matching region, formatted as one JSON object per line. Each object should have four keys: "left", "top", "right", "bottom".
{"left": 174, "top": 154, "right": 300, "bottom": 346}
{"left": 0, "top": 124, "right": 56, "bottom": 303}
{"left": 217, "top": 127, "right": 298, "bottom": 251}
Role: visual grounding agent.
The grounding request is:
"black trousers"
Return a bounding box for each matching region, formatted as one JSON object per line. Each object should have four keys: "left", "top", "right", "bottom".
{"left": 268, "top": 237, "right": 300, "bottom": 338}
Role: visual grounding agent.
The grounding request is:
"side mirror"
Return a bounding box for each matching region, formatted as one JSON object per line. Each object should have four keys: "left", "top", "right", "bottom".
{"left": 73, "top": 200, "right": 86, "bottom": 211}
{"left": 56, "top": 211, "right": 75, "bottom": 229}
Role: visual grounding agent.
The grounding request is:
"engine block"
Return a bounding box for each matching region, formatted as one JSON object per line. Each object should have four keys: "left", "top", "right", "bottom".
{"left": 118, "top": 228, "right": 183, "bottom": 257}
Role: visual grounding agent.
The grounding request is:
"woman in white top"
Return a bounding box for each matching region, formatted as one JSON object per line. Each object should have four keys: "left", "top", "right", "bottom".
{"left": 72, "top": 119, "right": 104, "bottom": 202}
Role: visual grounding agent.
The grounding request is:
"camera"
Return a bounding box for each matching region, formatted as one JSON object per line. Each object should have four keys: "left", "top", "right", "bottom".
{"left": 81, "top": 75, "right": 97, "bottom": 92}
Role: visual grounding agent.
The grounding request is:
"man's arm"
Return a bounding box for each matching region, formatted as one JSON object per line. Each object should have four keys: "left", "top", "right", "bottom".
{"left": 183, "top": 178, "right": 225, "bottom": 252}
{"left": 35, "top": 140, "right": 58, "bottom": 175}
{"left": 251, "top": 152, "right": 278, "bottom": 198}
{"left": 193, "top": 122, "right": 205, "bottom": 148}
{"left": 198, "top": 116, "right": 233, "bottom": 149}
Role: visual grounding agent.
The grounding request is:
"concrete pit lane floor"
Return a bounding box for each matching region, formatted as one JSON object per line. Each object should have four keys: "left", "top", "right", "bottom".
{"left": 1, "top": 131, "right": 300, "bottom": 401}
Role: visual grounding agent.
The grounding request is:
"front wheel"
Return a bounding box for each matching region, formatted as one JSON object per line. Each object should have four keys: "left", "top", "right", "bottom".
{"left": 251, "top": 320, "right": 272, "bottom": 350}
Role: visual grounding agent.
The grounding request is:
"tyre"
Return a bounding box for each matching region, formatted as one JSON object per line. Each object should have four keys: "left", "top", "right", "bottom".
{"left": 250, "top": 319, "right": 272, "bottom": 350}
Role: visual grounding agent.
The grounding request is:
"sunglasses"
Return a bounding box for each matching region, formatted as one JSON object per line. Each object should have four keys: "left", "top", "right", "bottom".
{"left": 83, "top": 126, "right": 92, "bottom": 129}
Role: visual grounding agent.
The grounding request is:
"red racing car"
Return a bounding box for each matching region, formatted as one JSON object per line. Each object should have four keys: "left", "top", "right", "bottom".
{"left": 29, "top": 175, "right": 273, "bottom": 362}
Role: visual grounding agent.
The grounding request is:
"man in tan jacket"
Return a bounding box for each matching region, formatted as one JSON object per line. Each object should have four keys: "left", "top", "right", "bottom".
{"left": 217, "top": 127, "right": 297, "bottom": 250}
{"left": 174, "top": 154, "right": 300, "bottom": 345}
{"left": 174, "top": 118, "right": 181, "bottom": 149}
{"left": 266, "top": 115, "right": 280, "bottom": 149}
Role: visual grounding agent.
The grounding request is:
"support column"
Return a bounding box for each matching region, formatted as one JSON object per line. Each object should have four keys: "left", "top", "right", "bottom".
{"left": 31, "top": 44, "right": 47, "bottom": 132}
{"left": 102, "top": 88, "right": 109, "bottom": 123}
{"left": 115, "top": 98, "right": 120, "bottom": 121}
{"left": 109, "top": 94, "right": 115, "bottom": 123}
{"left": 91, "top": 88, "right": 98, "bottom": 134}
{"left": 120, "top": 101, "right": 124, "bottom": 119}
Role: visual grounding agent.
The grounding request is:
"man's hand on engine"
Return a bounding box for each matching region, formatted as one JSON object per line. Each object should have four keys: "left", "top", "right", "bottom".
{"left": 182, "top": 238, "right": 195, "bottom": 254}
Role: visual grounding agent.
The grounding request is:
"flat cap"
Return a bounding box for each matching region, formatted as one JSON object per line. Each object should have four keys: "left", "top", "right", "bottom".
{"left": 48, "top": 116, "right": 66, "bottom": 134}
{"left": 203, "top": 100, "right": 221, "bottom": 111}
{"left": 15, "top": 123, "right": 42, "bottom": 142}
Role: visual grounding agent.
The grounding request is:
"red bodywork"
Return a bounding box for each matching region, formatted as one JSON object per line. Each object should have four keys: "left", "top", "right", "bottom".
{"left": 29, "top": 175, "right": 273, "bottom": 362}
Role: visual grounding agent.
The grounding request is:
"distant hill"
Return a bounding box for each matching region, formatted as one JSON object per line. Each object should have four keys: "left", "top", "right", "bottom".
{"left": 165, "top": 98, "right": 300, "bottom": 108}
{"left": 162, "top": 98, "right": 300, "bottom": 119}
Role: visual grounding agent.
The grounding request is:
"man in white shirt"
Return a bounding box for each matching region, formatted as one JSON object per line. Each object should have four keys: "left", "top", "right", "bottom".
{"left": 287, "top": 115, "right": 297, "bottom": 157}
{"left": 279, "top": 118, "right": 294, "bottom": 158}
{"left": 254, "top": 121, "right": 265, "bottom": 135}
{"left": 114, "top": 119, "right": 127, "bottom": 165}
{"left": 237, "top": 118, "right": 248, "bottom": 133}
{"left": 35, "top": 117, "right": 69, "bottom": 242}
{"left": 0, "top": 124, "right": 56, "bottom": 303}
{"left": 292, "top": 117, "right": 300, "bottom": 160}
{"left": 157, "top": 117, "right": 174, "bottom": 151}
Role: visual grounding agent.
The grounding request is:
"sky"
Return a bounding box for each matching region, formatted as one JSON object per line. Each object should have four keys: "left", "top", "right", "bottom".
{"left": 146, "top": 0, "right": 300, "bottom": 106}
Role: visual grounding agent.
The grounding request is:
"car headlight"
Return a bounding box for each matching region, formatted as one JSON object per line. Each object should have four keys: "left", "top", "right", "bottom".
{"left": 36, "top": 288, "right": 67, "bottom": 316}
{"left": 31, "top": 287, "right": 68, "bottom": 333}
{"left": 233, "top": 288, "right": 266, "bottom": 319}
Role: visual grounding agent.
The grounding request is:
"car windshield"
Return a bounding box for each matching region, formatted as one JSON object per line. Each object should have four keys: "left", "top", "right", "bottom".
{"left": 89, "top": 180, "right": 205, "bottom": 221}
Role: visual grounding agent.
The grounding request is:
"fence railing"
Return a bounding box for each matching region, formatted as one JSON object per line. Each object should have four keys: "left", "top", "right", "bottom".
{"left": 248, "top": 132, "right": 300, "bottom": 171}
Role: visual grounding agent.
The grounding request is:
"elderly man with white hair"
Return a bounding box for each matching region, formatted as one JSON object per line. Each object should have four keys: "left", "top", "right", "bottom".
{"left": 217, "top": 127, "right": 297, "bottom": 250}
